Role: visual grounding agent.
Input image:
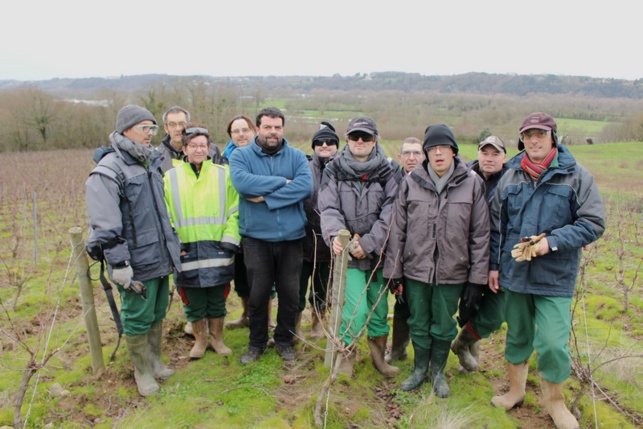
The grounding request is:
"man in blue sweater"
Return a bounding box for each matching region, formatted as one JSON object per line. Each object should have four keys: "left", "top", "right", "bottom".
{"left": 230, "top": 107, "right": 313, "bottom": 364}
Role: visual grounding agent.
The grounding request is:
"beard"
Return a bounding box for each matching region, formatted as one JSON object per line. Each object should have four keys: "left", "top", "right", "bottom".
{"left": 256, "top": 134, "right": 283, "bottom": 153}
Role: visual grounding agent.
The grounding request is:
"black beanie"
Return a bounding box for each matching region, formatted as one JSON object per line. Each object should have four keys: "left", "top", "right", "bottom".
{"left": 311, "top": 121, "right": 339, "bottom": 149}
{"left": 423, "top": 124, "right": 459, "bottom": 155}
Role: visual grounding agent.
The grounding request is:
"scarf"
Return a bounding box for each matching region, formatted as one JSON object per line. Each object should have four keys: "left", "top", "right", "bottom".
{"left": 427, "top": 161, "right": 455, "bottom": 194}
{"left": 521, "top": 147, "right": 557, "bottom": 181}
{"left": 110, "top": 132, "right": 154, "bottom": 165}
{"left": 335, "top": 144, "right": 384, "bottom": 178}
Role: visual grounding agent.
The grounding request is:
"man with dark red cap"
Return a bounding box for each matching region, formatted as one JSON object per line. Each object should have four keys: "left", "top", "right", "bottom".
{"left": 489, "top": 112, "right": 605, "bottom": 429}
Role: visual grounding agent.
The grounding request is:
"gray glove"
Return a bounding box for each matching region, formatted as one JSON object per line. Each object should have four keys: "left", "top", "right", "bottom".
{"left": 111, "top": 265, "right": 133, "bottom": 289}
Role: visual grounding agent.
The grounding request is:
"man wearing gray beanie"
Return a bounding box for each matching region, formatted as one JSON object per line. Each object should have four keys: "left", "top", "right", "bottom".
{"left": 384, "top": 123, "right": 490, "bottom": 397}
{"left": 85, "top": 104, "right": 181, "bottom": 397}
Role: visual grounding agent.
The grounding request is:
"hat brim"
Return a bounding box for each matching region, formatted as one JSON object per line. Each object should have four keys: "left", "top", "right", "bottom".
{"left": 519, "top": 124, "right": 552, "bottom": 134}
{"left": 478, "top": 142, "right": 506, "bottom": 153}
{"left": 346, "top": 128, "right": 377, "bottom": 136}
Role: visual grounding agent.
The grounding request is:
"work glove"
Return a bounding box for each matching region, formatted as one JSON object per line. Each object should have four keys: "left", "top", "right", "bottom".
{"left": 511, "top": 233, "right": 546, "bottom": 262}
{"left": 385, "top": 278, "right": 404, "bottom": 295}
{"left": 462, "top": 282, "right": 486, "bottom": 308}
{"left": 111, "top": 265, "right": 133, "bottom": 289}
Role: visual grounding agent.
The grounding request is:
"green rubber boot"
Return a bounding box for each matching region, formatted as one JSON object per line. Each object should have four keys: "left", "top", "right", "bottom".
{"left": 400, "top": 343, "right": 430, "bottom": 391}
{"left": 148, "top": 320, "right": 174, "bottom": 380}
{"left": 126, "top": 334, "right": 159, "bottom": 397}
{"left": 430, "top": 340, "right": 451, "bottom": 398}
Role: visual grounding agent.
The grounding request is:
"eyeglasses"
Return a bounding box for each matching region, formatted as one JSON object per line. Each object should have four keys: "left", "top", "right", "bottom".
{"left": 133, "top": 124, "right": 159, "bottom": 136}
{"left": 166, "top": 121, "right": 187, "bottom": 129}
{"left": 426, "top": 144, "right": 451, "bottom": 154}
{"left": 313, "top": 139, "right": 338, "bottom": 147}
{"left": 347, "top": 132, "right": 375, "bottom": 142}
{"left": 231, "top": 127, "right": 251, "bottom": 135}
{"left": 186, "top": 143, "right": 209, "bottom": 151}
{"left": 401, "top": 150, "right": 423, "bottom": 157}
{"left": 521, "top": 129, "right": 550, "bottom": 140}
{"left": 185, "top": 127, "right": 209, "bottom": 136}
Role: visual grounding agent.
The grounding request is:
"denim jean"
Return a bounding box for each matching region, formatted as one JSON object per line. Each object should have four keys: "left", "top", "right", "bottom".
{"left": 242, "top": 236, "right": 303, "bottom": 349}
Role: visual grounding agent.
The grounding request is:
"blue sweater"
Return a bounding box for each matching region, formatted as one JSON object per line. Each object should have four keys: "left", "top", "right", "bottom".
{"left": 229, "top": 138, "right": 313, "bottom": 242}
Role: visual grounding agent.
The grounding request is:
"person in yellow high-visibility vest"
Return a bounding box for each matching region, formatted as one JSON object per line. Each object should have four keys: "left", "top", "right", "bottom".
{"left": 164, "top": 124, "right": 241, "bottom": 359}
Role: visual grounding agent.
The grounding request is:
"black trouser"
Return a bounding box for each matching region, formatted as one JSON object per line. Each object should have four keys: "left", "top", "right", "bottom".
{"left": 243, "top": 236, "right": 303, "bottom": 349}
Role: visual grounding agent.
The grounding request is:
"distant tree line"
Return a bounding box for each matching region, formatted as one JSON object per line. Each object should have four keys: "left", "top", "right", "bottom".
{"left": 0, "top": 74, "right": 642, "bottom": 153}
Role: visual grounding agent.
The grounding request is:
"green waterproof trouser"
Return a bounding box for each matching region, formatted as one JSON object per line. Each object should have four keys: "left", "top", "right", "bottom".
{"left": 118, "top": 276, "right": 169, "bottom": 336}
{"left": 298, "top": 260, "right": 331, "bottom": 312}
{"left": 406, "top": 279, "right": 463, "bottom": 350}
{"left": 470, "top": 289, "right": 506, "bottom": 338}
{"left": 179, "top": 283, "right": 230, "bottom": 321}
{"left": 340, "top": 268, "right": 389, "bottom": 346}
{"left": 504, "top": 290, "right": 573, "bottom": 383}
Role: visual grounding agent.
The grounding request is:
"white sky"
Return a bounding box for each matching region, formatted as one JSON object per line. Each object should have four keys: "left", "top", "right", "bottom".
{"left": 1, "top": 0, "right": 639, "bottom": 81}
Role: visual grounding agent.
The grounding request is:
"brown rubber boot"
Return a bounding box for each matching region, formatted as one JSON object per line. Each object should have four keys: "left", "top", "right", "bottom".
{"left": 450, "top": 322, "right": 480, "bottom": 372}
{"left": 225, "top": 297, "right": 249, "bottom": 329}
{"left": 189, "top": 319, "right": 208, "bottom": 359}
{"left": 183, "top": 321, "right": 194, "bottom": 337}
{"left": 310, "top": 309, "right": 324, "bottom": 340}
{"left": 208, "top": 318, "right": 232, "bottom": 356}
{"left": 335, "top": 345, "right": 357, "bottom": 377}
{"left": 368, "top": 336, "right": 400, "bottom": 378}
{"left": 385, "top": 318, "right": 410, "bottom": 363}
{"left": 491, "top": 361, "right": 529, "bottom": 410}
{"left": 125, "top": 334, "right": 159, "bottom": 397}
{"left": 541, "top": 379, "right": 580, "bottom": 429}
{"left": 293, "top": 311, "right": 302, "bottom": 343}
{"left": 267, "top": 298, "right": 276, "bottom": 330}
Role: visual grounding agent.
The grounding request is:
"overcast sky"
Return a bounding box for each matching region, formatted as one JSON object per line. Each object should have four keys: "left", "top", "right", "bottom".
{"left": 1, "top": 0, "right": 639, "bottom": 82}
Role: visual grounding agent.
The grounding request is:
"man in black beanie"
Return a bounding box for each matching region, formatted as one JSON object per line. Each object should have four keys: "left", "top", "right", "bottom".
{"left": 86, "top": 104, "right": 181, "bottom": 397}
{"left": 297, "top": 122, "right": 339, "bottom": 340}
{"left": 384, "top": 124, "right": 489, "bottom": 397}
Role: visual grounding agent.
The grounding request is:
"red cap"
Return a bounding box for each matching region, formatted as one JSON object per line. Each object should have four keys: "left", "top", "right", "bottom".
{"left": 519, "top": 112, "right": 557, "bottom": 134}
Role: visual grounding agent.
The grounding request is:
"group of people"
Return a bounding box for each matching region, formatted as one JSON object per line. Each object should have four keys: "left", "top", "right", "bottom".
{"left": 86, "top": 104, "right": 605, "bottom": 429}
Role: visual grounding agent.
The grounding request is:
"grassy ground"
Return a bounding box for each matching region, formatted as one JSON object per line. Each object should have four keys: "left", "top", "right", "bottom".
{"left": 0, "top": 141, "right": 641, "bottom": 428}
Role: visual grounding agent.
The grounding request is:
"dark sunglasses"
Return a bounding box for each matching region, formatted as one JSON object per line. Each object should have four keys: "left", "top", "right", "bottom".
{"left": 313, "top": 139, "right": 338, "bottom": 147}
{"left": 347, "top": 132, "right": 375, "bottom": 142}
{"left": 185, "top": 127, "right": 209, "bottom": 136}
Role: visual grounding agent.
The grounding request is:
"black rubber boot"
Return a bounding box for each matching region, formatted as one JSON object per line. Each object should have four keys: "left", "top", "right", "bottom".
{"left": 430, "top": 340, "right": 451, "bottom": 398}
{"left": 400, "top": 343, "right": 430, "bottom": 391}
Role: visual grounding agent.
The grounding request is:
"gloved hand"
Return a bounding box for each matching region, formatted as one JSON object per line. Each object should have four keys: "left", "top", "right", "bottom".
{"left": 111, "top": 265, "right": 133, "bottom": 289}
{"left": 511, "top": 233, "right": 546, "bottom": 262}
{"left": 385, "top": 278, "right": 404, "bottom": 295}
{"left": 462, "top": 282, "right": 485, "bottom": 308}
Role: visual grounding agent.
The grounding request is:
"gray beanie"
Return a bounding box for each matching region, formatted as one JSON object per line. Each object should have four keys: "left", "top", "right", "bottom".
{"left": 116, "top": 104, "right": 156, "bottom": 134}
{"left": 423, "top": 124, "right": 459, "bottom": 155}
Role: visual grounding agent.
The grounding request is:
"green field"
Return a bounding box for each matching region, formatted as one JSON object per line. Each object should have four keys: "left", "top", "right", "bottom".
{"left": 0, "top": 143, "right": 641, "bottom": 428}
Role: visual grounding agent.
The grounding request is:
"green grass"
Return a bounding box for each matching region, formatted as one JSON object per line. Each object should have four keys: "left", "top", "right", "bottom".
{"left": 1, "top": 145, "right": 642, "bottom": 428}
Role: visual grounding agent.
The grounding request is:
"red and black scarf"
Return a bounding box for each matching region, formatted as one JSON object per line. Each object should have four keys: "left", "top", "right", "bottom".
{"left": 521, "top": 147, "right": 557, "bottom": 181}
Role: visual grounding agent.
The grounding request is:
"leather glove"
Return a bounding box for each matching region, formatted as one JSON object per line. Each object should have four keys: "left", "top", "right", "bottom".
{"left": 511, "top": 233, "right": 546, "bottom": 262}
{"left": 385, "top": 278, "right": 404, "bottom": 295}
{"left": 462, "top": 282, "right": 485, "bottom": 308}
{"left": 111, "top": 265, "right": 133, "bottom": 289}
